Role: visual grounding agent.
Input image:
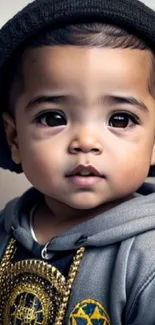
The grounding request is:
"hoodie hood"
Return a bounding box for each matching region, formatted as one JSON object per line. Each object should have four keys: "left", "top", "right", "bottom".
{"left": 1, "top": 183, "right": 155, "bottom": 254}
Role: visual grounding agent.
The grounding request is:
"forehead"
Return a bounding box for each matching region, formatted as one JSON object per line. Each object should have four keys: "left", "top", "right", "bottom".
{"left": 21, "top": 45, "right": 152, "bottom": 100}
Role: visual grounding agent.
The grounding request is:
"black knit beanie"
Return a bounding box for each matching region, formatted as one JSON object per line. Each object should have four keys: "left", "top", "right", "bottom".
{"left": 0, "top": 0, "right": 155, "bottom": 175}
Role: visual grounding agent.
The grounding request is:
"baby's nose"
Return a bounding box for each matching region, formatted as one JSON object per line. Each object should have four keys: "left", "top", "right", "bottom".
{"left": 68, "top": 130, "right": 103, "bottom": 155}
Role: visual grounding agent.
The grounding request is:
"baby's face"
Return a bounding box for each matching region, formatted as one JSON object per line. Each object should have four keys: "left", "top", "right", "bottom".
{"left": 6, "top": 45, "right": 155, "bottom": 210}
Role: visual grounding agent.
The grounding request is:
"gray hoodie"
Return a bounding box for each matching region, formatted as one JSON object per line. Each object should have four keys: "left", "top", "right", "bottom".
{"left": 1, "top": 183, "right": 155, "bottom": 324}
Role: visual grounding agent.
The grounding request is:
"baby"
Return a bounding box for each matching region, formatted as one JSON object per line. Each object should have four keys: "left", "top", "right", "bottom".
{"left": 0, "top": 0, "right": 155, "bottom": 324}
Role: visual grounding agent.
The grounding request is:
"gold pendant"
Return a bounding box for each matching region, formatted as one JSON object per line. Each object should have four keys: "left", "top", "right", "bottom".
{"left": 0, "top": 239, "right": 85, "bottom": 325}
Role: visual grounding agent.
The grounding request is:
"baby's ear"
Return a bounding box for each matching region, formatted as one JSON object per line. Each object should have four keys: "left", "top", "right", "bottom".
{"left": 2, "top": 112, "right": 21, "bottom": 165}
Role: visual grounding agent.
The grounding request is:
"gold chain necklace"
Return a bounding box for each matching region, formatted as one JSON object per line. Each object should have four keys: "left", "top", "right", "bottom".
{"left": 0, "top": 238, "right": 85, "bottom": 325}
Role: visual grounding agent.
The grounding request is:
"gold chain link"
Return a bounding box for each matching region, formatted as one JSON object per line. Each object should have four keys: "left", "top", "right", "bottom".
{"left": 55, "top": 246, "right": 85, "bottom": 325}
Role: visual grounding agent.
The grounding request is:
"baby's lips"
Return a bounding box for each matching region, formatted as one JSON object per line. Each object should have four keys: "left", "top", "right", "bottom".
{"left": 66, "top": 164, "right": 102, "bottom": 177}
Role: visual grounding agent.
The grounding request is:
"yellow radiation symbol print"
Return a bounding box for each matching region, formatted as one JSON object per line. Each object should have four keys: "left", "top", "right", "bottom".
{"left": 70, "top": 299, "right": 110, "bottom": 325}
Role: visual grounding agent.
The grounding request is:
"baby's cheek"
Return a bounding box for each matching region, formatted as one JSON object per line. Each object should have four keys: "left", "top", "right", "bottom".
{"left": 117, "top": 163, "right": 148, "bottom": 189}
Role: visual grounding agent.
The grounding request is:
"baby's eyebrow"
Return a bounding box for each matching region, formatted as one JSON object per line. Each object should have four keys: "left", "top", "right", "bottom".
{"left": 25, "top": 95, "right": 69, "bottom": 111}
{"left": 105, "top": 95, "right": 148, "bottom": 113}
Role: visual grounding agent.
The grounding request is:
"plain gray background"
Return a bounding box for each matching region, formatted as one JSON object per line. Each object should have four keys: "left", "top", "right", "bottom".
{"left": 0, "top": 0, "right": 155, "bottom": 208}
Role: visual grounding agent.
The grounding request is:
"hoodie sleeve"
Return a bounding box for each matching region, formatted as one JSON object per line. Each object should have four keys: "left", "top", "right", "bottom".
{"left": 126, "top": 273, "right": 155, "bottom": 324}
{"left": 0, "top": 199, "right": 18, "bottom": 260}
{"left": 126, "top": 230, "right": 155, "bottom": 324}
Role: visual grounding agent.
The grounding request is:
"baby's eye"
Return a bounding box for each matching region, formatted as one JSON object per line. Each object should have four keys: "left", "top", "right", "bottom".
{"left": 36, "top": 111, "right": 67, "bottom": 127}
{"left": 108, "top": 112, "right": 137, "bottom": 128}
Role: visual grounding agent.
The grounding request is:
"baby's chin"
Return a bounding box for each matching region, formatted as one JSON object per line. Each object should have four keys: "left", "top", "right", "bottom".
{"left": 66, "top": 198, "right": 109, "bottom": 212}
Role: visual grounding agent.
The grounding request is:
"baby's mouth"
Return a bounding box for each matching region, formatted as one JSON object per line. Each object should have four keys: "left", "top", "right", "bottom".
{"left": 66, "top": 164, "right": 102, "bottom": 177}
{"left": 66, "top": 164, "right": 103, "bottom": 187}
